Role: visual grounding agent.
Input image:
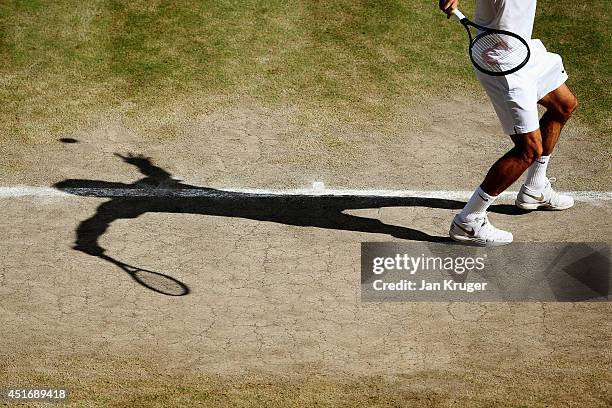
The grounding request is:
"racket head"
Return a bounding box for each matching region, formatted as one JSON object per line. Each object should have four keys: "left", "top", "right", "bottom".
{"left": 469, "top": 30, "right": 530, "bottom": 76}
{"left": 100, "top": 254, "right": 190, "bottom": 296}
{"left": 128, "top": 267, "right": 190, "bottom": 296}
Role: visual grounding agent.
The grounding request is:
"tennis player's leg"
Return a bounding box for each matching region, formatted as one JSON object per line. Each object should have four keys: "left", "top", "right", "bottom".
{"left": 515, "top": 84, "right": 577, "bottom": 210}
{"left": 74, "top": 199, "right": 145, "bottom": 256}
{"left": 450, "top": 73, "right": 540, "bottom": 245}
{"left": 538, "top": 84, "right": 578, "bottom": 155}
{"left": 450, "top": 130, "right": 541, "bottom": 246}
{"left": 481, "top": 130, "right": 543, "bottom": 195}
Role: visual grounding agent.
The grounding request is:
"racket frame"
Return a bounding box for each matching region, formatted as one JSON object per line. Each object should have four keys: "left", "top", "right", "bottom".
{"left": 101, "top": 254, "right": 190, "bottom": 296}
{"left": 452, "top": 9, "right": 531, "bottom": 76}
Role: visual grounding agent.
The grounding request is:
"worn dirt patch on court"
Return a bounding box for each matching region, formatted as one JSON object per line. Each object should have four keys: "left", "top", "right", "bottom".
{"left": 1, "top": 97, "right": 610, "bottom": 406}
{"left": 0, "top": 95, "right": 609, "bottom": 191}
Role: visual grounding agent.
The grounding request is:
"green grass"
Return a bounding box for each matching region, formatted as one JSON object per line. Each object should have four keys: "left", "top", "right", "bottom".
{"left": 4, "top": 350, "right": 609, "bottom": 408}
{"left": 0, "top": 0, "right": 609, "bottom": 143}
{"left": 534, "top": 1, "right": 611, "bottom": 133}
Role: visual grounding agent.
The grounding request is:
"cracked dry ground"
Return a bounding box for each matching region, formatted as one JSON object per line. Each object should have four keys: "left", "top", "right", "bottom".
{"left": 1, "top": 100, "right": 610, "bottom": 407}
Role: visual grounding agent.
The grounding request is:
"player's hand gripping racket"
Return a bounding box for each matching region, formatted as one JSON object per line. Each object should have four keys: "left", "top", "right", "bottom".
{"left": 451, "top": 9, "right": 530, "bottom": 76}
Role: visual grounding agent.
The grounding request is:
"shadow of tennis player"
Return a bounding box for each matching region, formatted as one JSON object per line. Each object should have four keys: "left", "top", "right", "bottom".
{"left": 54, "top": 153, "right": 525, "bottom": 295}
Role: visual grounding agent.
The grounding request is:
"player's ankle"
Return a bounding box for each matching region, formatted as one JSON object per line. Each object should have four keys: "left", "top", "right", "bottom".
{"left": 457, "top": 212, "right": 484, "bottom": 224}
{"left": 523, "top": 182, "right": 545, "bottom": 193}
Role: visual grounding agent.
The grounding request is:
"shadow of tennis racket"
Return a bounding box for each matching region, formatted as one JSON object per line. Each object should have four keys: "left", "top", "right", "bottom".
{"left": 100, "top": 254, "right": 190, "bottom": 296}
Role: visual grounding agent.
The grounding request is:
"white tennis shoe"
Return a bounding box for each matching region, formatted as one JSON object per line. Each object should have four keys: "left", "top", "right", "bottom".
{"left": 449, "top": 214, "right": 513, "bottom": 246}
{"left": 515, "top": 178, "right": 574, "bottom": 210}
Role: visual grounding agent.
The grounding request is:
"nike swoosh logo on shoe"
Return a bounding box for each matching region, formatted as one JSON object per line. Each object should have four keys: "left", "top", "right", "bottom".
{"left": 478, "top": 193, "right": 489, "bottom": 202}
{"left": 453, "top": 222, "right": 475, "bottom": 237}
{"left": 524, "top": 191, "right": 545, "bottom": 201}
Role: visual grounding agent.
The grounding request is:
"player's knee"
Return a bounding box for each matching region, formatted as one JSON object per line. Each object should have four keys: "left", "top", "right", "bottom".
{"left": 554, "top": 94, "right": 578, "bottom": 121}
{"left": 566, "top": 95, "right": 578, "bottom": 118}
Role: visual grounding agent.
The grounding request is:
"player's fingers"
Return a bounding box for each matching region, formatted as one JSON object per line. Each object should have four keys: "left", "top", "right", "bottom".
{"left": 445, "top": 0, "right": 458, "bottom": 11}
{"left": 439, "top": 0, "right": 458, "bottom": 15}
{"left": 438, "top": 0, "right": 451, "bottom": 12}
{"left": 451, "top": 0, "right": 459, "bottom": 13}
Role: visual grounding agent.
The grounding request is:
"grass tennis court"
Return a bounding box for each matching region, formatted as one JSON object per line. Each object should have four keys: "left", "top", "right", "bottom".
{"left": 1, "top": 0, "right": 609, "bottom": 145}
{"left": 0, "top": 1, "right": 610, "bottom": 407}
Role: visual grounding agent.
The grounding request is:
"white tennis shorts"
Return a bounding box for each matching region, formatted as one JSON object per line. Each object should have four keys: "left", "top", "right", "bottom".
{"left": 476, "top": 39, "right": 568, "bottom": 135}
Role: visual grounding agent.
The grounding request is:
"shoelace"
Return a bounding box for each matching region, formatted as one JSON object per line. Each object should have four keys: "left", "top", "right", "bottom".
{"left": 478, "top": 215, "right": 508, "bottom": 241}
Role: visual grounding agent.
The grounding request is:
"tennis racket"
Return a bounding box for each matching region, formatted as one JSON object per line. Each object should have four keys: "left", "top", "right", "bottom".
{"left": 101, "top": 254, "right": 190, "bottom": 296}
{"left": 451, "top": 9, "right": 530, "bottom": 76}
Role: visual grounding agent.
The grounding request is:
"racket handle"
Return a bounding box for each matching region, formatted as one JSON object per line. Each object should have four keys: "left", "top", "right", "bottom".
{"left": 451, "top": 9, "right": 466, "bottom": 21}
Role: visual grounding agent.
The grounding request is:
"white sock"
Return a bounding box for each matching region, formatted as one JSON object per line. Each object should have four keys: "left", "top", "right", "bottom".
{"left": 458, "top": 186, "right": 496, "bottom": 223}
{"left": 524, "top": 155, "right": 550, "bottom": 192}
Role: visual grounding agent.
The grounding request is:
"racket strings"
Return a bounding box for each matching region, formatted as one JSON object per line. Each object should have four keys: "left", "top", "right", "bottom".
{"left": 471, "top": 32, "right": 528, "bottom": 73}
{"left": 132, "top": 269, "right": 188, "bottom": 296}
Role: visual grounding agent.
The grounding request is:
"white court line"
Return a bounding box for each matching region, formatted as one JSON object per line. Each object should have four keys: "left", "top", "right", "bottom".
{"left": 0, "top": 185, "right": 611, "bottom": 202}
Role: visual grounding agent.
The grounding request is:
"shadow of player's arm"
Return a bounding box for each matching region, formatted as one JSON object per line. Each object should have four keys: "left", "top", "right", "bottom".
{"left": 114, "top": 153, "right": 176, "bottom": 183}
{"left": 72, "top": 198, "right": 148, "bottom": 256}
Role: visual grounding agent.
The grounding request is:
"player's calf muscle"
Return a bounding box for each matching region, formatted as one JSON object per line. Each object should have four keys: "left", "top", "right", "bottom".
{"left": 512, "top": 131, "right": 543, "bottom": 163}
